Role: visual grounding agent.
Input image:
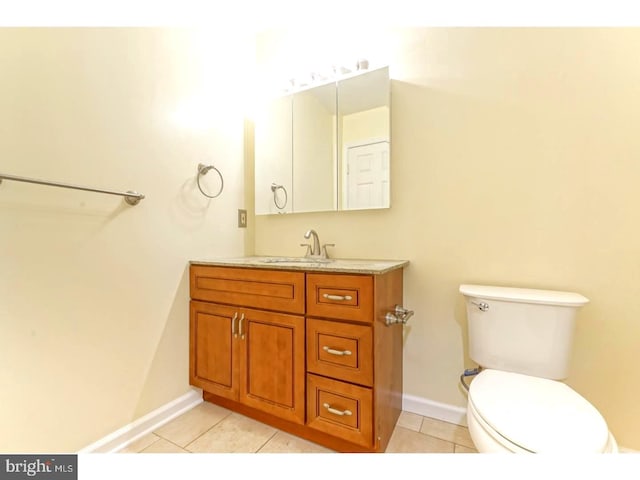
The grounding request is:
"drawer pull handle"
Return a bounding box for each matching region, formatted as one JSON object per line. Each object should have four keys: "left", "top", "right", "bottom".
{"left": 323, "top": 293, "right": 353, "bottom": 301}
{"left": 323, "top": 346, "right": 352, "bottom": 356}
{"left": 231, "top": 312, "right": 239, "bottom": 338}
{"left": 322, "top": 403, "right": 352, "bottom": 417}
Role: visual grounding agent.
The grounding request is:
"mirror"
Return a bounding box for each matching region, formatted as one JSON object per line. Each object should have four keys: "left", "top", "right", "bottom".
{"left": 292, "top": 82, "right": 337, "bottom": 213}
{"left": 254, "top": 66, "right": 390, "bottom": 215}
{"left": 254, "top": 93, "right": 293, "bottom": 214}
{"left": 337, "top": 66, "right": 390, "bottom": 210}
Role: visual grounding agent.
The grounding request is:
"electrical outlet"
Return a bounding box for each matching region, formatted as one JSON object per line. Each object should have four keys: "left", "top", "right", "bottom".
{"left": 238, "top": 209, "right": 247, "bottom": 228}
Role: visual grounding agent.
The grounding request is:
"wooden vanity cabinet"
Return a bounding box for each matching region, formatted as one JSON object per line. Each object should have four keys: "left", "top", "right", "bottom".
{"left": 189, "top": 263, "right": 405, "bottom": 453}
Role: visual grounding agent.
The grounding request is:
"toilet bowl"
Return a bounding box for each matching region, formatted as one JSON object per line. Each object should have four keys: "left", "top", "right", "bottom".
{"left": 466, "top": 369, "right": 618, "bottom": 453}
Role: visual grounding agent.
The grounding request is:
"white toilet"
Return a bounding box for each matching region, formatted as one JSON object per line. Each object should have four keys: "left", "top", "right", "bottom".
{"left": 459, "top": 284, "right": 618, "bottom": 453}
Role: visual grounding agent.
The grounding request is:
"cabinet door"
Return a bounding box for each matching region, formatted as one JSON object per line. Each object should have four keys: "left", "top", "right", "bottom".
{"left": 239, "top": 307, "right": 306, "bottom": 425}
{"left": 190, "top": 301, "right": 239, "bottom": 401}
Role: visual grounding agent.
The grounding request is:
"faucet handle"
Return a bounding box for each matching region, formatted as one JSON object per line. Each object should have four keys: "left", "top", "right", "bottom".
{"left": 300, "top": 243, "right": 312, "bottom": 257}
{"left": 322, "top": 243, "right": 335, "bottom": 259}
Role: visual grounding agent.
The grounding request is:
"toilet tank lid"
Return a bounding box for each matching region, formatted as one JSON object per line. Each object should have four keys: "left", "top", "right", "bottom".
{"left": 459, "top": 284, "right": 589, "bottom": 306}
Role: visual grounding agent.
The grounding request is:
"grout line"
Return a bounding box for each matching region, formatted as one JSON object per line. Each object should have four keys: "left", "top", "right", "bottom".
{"left": 417, "top": 415, "right": 425, "bottom": 433}
{"left": 255, "top": 429, "right": 280, "bottom": 453}
{"left": 412, "top": 429, "right": 457, "bottom": 451}
{"left": 182, "top": 423, "right": 221, "bottom": 452}
{"left": 123, "top": 434, "right": 162, "bottom": 454}
{"left": 139, "top": 436, "right": 189, "bottom": 453}
{"left": 144, "top": 435, "right": 163, "bottom": 452}
{"left": 179, "top": 412, "right": 234, "bottom": 451}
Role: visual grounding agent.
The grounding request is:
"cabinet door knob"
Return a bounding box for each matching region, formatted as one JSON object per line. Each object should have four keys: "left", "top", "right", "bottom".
{"left": 323, "top": 346, "right": 352, "bottom": 356}
{"left": 322, "top": 403, "right": 352, "bottom": 416}
{"left": 323, "top": 293, "right": 353, "bottom": 301}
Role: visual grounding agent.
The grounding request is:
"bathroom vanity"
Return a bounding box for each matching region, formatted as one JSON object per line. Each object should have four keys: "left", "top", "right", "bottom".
{"left": 188, "top": 257, "right": 409, "bottom": 452}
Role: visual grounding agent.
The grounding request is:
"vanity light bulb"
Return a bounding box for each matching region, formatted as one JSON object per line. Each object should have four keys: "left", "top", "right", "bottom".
{"left": 333, "top": 65, "right": 352, "bottom": 76}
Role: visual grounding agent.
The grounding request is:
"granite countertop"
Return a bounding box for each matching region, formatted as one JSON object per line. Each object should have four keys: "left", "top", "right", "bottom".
{"left": 190, "top": 256, "right": 409, "bottom": 275}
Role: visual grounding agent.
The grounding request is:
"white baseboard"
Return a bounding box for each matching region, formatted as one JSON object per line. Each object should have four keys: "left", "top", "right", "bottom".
{"left": 78, "top": 388, "right": 203, "bottom": 453}
{"left": 402, "top": 393, "right": 468, "bottom": 427}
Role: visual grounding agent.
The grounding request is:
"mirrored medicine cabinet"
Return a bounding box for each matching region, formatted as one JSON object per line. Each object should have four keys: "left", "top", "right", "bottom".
{"left": 254, "top": 66, "right": 390, "bottom": 215}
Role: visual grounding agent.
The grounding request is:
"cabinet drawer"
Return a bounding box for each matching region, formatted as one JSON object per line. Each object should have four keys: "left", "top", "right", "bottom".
{"left": 307, "top": 318, "right": 373, "bottom": 386}
{"left": 307, "top": 374, "right": 373, "bottom": 448}
{"left": 306, "top": 273, "right": 373, "bottom": 323}
{"left": 190, "top": 265, "right": 305, "bottom": 314}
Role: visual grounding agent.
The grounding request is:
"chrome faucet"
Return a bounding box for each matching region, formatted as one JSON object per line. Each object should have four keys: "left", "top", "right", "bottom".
{"left": 303, "top": 229, "right": 321, "bottom": 257}
{"left": 301, "top": 229, "right": 334, "bottom": 259}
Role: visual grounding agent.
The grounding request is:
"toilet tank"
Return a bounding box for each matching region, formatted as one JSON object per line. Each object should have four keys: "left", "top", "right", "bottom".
{"left": 459, "top": 284, "right": 589, "bottom": 380}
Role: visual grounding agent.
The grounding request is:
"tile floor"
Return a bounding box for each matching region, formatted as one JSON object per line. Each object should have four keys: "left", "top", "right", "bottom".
{"left": 118, "top": 402, "right": 477, "bottom": 454}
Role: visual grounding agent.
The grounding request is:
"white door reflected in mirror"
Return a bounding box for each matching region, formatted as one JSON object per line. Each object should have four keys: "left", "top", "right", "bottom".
{"left": 344, "top": 140, "right": 389, "bottom": 210}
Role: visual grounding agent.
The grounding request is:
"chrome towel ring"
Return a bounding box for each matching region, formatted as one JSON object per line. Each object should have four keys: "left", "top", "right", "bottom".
{"left": 197, "top": 163, "right": 224, "bottom": 199}
{"left": 271, "top": 183, "right": 288, "bottom": 209}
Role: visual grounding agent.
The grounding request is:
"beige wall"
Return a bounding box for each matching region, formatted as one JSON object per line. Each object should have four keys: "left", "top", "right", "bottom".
{"left": 342, "top": 106, "right": 389, "bottom": 145}
{"left": 0, "top": 28, "right": 250, "bottom": 452}
{"left": 253, "top": 28, "right": 640, "bottom": 450}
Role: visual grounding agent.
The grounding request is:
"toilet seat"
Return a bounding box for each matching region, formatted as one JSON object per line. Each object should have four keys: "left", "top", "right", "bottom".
{"left": 468, "top": 369, "right": 611, "bottom": 453}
